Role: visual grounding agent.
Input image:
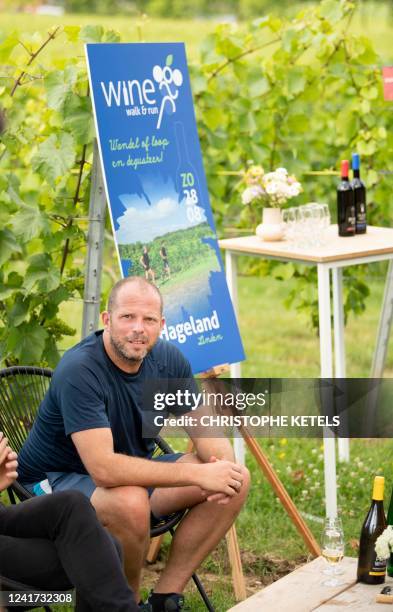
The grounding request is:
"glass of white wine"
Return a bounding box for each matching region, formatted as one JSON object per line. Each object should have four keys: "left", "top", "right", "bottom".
{"left": 321, "top": 518, "right": 345, "bottom": 587}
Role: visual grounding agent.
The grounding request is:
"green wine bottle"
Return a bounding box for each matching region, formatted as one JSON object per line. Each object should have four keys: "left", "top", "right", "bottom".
{"left": 357, "top": 476, "right": 387, "bottom": 584}
{"left": 386, "top": 484, "right": 393, "bottom": 578}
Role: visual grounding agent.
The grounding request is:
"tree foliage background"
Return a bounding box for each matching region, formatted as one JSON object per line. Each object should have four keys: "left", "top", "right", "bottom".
{"left": 0, "top": 0, "right": 392, "bottom": 365}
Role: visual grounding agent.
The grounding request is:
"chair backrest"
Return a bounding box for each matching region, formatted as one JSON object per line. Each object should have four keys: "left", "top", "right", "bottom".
{"left": 0, "top": 366, "right": 53, "bottom": 453}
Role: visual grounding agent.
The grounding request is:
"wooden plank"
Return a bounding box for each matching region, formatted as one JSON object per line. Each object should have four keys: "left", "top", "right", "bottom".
{"left": 228, "top": 557, "right": 357, "bottom": 612}
{"left": 316, "top": 576, "right": 393, "bottom": 610}
{"left": 219, "top": 226, "right": 393, "bottom": 264}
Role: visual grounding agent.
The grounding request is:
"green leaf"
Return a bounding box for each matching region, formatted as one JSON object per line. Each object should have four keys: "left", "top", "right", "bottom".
{"left": 357, "top": 139, "right": 377, "bottom": 156}
{"left": 80, "top": 25, "right": 104, "bottom": 43}
{"left": 45, "top": 66, "right": 77, "bottom": 110}
{"left": 203, "top": 107, "right": 222, "bottom": 131}
{"left": 166, "top": 54, "right": 173, "bottom": 67}
{"left": 63, "top": 95, "right": 94, "bottom": 145}
{"left": 43, "top": 335, "right": 61, "bottom": 367}
{"left": 249, "top": 77, "right": 270, "bottom": 98}
{"left": 11, "top": 203, "right": 49, "bottom": 241}
{"left": 64, "top": 26, "right": 80, "bottom": 42}
{"left": 8, "top": 294, "right": 30, "bottom": 327}
{"left": 319, "top": 0, "right": 343, "bottom": 24}
{"left": 7, "top": 323, "right": 48, "bottom": 364}
{"left": 0, "top": 229, "right": 22, "bottom": 266}
{"left": 287, "top": 67, "right": 306, "bottom": 95}
{"left": 32, "top": 133, "right": 76, "bottom": 186}
{"left": 24, "top": 254, "right": 60, "bottom": 293}
{"left": 361, "top": 86, "right": 378, "bottom": 101}
{"left": 102, "top": 29, "right": 121, "bottom": 43}
{"left": 272, "top": 262, "right": 295, "bottom": 281}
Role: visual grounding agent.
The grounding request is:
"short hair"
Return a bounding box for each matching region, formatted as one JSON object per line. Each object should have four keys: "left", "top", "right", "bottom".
{"left": 107, "top": 276, "right": 163, "bottom": 313}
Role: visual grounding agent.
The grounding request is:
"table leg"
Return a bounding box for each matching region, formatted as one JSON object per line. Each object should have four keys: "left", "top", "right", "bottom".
{"left": 318, "top": 264, "right": 337, "bottom": 519}
{"left": 225, "top": 250, "right": 245, "bottom": 464}
{"left": 332, "top": 268, "right": 350, "bottom": 463}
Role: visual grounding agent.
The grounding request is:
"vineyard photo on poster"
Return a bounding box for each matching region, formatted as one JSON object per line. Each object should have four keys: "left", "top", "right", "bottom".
{"left": 117, "top": 169, "right": 220, "bottom": 321}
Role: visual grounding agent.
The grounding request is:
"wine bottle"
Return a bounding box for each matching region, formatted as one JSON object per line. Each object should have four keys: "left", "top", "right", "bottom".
{"left": 337, "top": 160, "right": 356, "bottom": 237}
{"left": 386, "top": 485, "right": 393, "bottom": 577}
{"left": 351, "top": 153, "right": 367, "bottom": 234}
{"left": 357, "top": 476, "right": 387, "bottom": 584}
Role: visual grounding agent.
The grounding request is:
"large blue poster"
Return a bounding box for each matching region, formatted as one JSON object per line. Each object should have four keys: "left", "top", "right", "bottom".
{"left": 85, "top": 43, "right": 245, "bottom": 374}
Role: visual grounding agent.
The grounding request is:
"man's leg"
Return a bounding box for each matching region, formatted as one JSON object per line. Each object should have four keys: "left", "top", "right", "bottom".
{"left": 0, "top": 491, "right": 138, "bottom": 612}
{"left": 91, "top": 484, "right": 151, "bottom": 603}
{"left": 149, "top": 453, "right": 250, "bottom": 594}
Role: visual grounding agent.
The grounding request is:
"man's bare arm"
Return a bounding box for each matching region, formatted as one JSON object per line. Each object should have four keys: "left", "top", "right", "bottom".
{"left": 71, "top": 428, "right": 243, "bottom": 496}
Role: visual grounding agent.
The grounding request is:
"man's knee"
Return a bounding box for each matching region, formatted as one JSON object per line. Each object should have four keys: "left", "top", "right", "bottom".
{"left": 93, "top": 486, "right": 150, "bottom": 539}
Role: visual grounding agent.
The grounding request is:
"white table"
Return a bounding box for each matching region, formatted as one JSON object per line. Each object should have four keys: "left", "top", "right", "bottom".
{"left": 219, "top": 225, "right": 393, "bottom": 518}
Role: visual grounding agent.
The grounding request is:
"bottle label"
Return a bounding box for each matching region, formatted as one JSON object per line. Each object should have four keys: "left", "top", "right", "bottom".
{"left": 345, "top": 206, "right": 356, "bottom": 234}
{"left": 357, "top": 202, "right": 366, "bottom": 225}
{"left": 370, "top": 557, "right": 386, "bottom": 576}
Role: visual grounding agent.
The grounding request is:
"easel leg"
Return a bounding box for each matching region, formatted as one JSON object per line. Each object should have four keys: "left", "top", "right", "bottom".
{"left": 239, "top": 426, "right": 321, "bottom": 557}
{"left": 226, "top": 524, "right": 247, "bottom": 601}
{"left": 147, "top": 535, "right": 164, "bottom": 563}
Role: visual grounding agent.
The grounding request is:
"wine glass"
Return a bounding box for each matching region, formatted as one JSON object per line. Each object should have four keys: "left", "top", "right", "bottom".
{"left": 321, "top": 517, "right": 345, "bottom": 586}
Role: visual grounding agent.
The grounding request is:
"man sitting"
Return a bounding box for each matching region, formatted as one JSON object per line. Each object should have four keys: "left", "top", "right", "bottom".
{"left": 18, "top": 276, "right": 250, "bottom": 611}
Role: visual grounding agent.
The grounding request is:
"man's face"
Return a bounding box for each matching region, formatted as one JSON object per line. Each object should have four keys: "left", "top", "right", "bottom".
{"left": 102, "top": 285, "right": 164, "bottom": 365}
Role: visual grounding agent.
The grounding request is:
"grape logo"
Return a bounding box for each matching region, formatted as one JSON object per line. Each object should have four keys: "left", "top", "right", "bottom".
{"left": 153, "top": 55, "right": 183, "bottom": 129}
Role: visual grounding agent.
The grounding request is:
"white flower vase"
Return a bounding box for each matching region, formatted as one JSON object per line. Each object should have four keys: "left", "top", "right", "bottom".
{"left": 256, "top": 207, "right": 284, "bottom": 241}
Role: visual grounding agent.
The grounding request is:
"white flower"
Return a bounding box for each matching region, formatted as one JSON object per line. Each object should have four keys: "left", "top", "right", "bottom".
{"left": 241, "top": 185, "right": 264, "bottom": 205}
{"left": 265, "top": 181, "right": 279, "bottom": 196}
{"left": 287, "top": 183, "right": 301, "bottom": 197}
{"left": 276, "top": 167, "right": 288, "bottom": 176}
{"left": 375, "top": 526, "right": 393, "bottom": 560}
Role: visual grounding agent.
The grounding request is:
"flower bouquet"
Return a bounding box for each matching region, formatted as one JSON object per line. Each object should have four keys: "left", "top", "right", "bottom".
{"left": 241, "top": 165, "right": 302, "bottom": 241}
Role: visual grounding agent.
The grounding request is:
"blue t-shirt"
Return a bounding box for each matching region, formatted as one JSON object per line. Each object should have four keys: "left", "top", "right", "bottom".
{"left": 18, "top": 331, "right": 195, "bottom": 484}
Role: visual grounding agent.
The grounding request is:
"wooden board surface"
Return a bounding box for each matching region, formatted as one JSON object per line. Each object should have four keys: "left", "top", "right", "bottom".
{"left": 316, "top": 576, "right": 393, "bottom": 610}
{"left": 228, "top": 557, "right": 357, "bottom": 612}
{"left": 219, "top": 226, "right": 393, "bottom": 263}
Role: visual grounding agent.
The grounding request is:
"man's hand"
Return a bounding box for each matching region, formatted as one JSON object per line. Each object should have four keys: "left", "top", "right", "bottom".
{"left": 195, "top": 455, "right": 243, "bottom": 499}
{"left": 202, "top": 456, "right": 242, "bottom": 505}
{"left": 0, "top": 432, "right": 18, "bottom": 492}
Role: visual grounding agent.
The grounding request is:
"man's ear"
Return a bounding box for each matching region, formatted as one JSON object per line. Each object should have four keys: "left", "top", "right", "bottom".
{"left": 160, "top": 316, "right": 165, "bottom": 331}
{"left": 102, "top": 311, "right": 110, "bottom": 329}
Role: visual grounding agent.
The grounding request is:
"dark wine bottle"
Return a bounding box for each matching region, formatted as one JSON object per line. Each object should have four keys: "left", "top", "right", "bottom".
{"left": 351, "top": 153, "right": 367, "bottom": 234}
{"left": 357, "top": 476, "right": 387, "bottom": 584}
{"left": 386, "top": 485, "right": 393, "bottom": 577}
{"left": 337, "top": 160, "right": 356, "bottom": 237}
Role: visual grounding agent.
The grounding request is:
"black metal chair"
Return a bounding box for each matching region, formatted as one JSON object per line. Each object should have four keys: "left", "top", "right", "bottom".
{"left": 0, "top": 366, "right": 214, "bottom": 611}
